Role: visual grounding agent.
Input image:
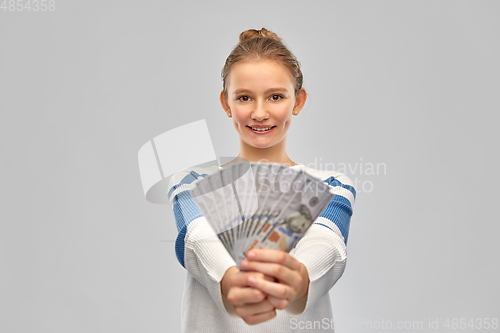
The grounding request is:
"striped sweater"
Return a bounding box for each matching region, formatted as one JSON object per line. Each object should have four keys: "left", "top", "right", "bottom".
{"left": 167, "top": 164, "right": 356, "bottom": 332}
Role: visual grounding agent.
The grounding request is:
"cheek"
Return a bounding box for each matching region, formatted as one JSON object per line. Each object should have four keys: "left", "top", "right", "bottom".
{"left": 232, "top": 114, "right": 244, "bottom": 127}
{"left": 232, "top": 115, "right": 247, "bottom": 132}
{"left": 278, "top": 107, "right": 294, "bottom": 124}
{"left": 232, "top": 120, "right": 239, "bottom": 131}
{"left": 282, "top": 114, "right": 293, "bottom": 128}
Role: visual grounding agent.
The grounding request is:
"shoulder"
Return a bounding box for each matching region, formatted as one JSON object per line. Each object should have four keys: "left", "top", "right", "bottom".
{"left": 167, "top": 165, "right": 220, "bottom": 196}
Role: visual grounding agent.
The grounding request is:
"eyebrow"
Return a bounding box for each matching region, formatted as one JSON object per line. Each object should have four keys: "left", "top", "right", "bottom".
{"left": 233, "top": 88, "right": 288, "bottom": 95}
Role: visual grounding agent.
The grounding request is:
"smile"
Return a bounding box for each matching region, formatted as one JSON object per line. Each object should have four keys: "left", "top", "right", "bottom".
{"left": 247, "top": 126, "right": 276, "bottom": 134}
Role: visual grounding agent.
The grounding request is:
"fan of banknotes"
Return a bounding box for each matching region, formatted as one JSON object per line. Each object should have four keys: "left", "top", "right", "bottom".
{"left": 190, "top": 161, "right": 334, "bottom": 267}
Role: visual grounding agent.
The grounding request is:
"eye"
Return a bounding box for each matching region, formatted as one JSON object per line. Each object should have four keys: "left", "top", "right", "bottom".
{"left": 270, "top": 94, "right": 284, "bottom": 101}
{"left": 237, "top": 95, "right": 250, "bottom": 102}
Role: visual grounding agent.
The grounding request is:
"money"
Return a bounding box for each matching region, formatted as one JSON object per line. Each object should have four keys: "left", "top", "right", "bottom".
{"left": 190, "top": 161, "right": 334, "bottom": 268}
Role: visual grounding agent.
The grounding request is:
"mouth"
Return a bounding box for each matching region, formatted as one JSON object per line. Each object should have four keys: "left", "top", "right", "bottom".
{"left": 247, "top": 125, "right": 276, "bottom": 134}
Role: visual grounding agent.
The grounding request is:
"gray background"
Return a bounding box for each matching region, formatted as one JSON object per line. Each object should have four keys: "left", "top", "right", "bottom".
{"left": 1, "top": 0, "right": 499, "bottom": 332}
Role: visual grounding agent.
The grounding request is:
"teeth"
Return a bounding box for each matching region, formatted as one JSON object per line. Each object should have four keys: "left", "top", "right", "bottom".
{"left": 251, "top": 127, "right": 273, "bottom": 131}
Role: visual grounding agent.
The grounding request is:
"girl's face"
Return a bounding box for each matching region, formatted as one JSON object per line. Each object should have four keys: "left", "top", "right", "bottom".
{"left": 221, "top": 58, "right": 306, "bottom": 151}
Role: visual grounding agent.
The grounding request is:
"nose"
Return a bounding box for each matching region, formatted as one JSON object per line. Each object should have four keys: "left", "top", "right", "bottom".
{"left": 251, "top": 99, "right": 269, "bottom": 121}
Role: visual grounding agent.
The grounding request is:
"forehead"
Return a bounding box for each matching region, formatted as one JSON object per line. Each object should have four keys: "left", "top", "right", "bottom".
{"left": 227, "top": 59, "right": 294, "bottom": 92}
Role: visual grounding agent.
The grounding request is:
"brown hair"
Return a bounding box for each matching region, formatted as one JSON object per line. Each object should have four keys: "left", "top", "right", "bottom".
{"left": 221, "top": 28, "right": 303, "bottom": 101}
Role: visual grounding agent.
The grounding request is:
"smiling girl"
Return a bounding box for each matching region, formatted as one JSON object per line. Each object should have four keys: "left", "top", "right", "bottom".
{"left": 168, "top": 28, "right": 356, "bottom": 332}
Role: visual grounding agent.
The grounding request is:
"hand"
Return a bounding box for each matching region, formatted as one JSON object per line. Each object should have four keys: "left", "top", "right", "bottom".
{"left": 240, "top": 249, "right": 310, "bottom": 310}
{"left": 220, "top": 266, "right": 277, "bottom": 325}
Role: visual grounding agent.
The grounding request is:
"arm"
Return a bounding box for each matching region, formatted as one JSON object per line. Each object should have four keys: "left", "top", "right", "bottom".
{"left": 167, "top": 167, "right": 239, "bottom": 314}
{"left": 284, "top": 172, "right": 356, "bottom": 315}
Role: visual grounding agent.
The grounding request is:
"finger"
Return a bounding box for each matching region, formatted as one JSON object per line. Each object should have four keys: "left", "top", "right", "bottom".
{"left": 263, "top": 274, "right": 278, "bottom": 282}
{"left": 230, "top": 270, "right": 268, "bottom": 287}
{"left": 241, "top": 308, "right": 277, "bottom": 326}
{"left": 267, "top": 295, "right": 289, "bottom": 310}
{"left": 227, "top": 287, "right": 266, "bottom": 306}
{"left": 241, "top": 260, "right": 299, "bottom": 287}
{"left": 246, "top": 249, "right": 302, "bottom": 271}
{"left": 247, "top": 276, "right": 294, "bottom": 301}
{"left": 234, "top": 298, "right": 275, "bottom": 318}
{"left": 241, "top": 264, "right": 278, "bottom": 283}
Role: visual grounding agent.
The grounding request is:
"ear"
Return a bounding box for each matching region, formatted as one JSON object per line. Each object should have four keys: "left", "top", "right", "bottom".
{"left": 220, "top": 90, "right": 230, "bottom": 114}
{"left": 292, "top": 88, "right": 307, "bottom": 115}
{"left": 220, "top": 90, "right": 232, "bottom": 117}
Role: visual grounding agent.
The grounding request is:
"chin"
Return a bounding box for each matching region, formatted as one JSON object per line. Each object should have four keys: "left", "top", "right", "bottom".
{"left": 251, "top": 143, "right": 274, "bottom": 149}
{"left": 244, "top": 138, "right": 274, "bottom": 149}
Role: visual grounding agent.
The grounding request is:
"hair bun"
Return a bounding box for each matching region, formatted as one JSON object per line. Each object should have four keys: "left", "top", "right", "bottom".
{"left": 222, "top": 27, "right": 303, "bottom": 100}
{"left": 239, "top": 28, "right": 282, "bottom": 44}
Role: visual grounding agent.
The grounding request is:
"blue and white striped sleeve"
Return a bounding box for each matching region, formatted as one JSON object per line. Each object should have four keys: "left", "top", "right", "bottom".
{"left": 167, "top": 168, "right": 237, "bottom": 313}
{"left": 286, "top": 171, "right": 356, "bottom": 315}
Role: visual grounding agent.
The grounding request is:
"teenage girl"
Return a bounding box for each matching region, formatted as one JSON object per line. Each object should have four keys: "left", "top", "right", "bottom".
{"left": 168, "top": 28, "right": 356, "bottom": 332}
